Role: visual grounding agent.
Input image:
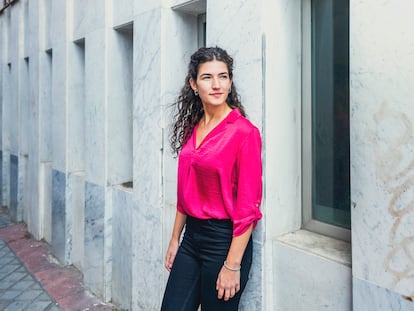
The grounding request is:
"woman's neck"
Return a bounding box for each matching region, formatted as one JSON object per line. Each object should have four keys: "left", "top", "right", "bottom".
{"left": 201, "top": 104, "right": 232, "bottom": 126}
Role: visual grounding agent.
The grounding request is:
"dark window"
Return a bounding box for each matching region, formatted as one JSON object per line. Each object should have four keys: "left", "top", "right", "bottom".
{"left": 311, "top": 0, "right": 350, "bottom": 229}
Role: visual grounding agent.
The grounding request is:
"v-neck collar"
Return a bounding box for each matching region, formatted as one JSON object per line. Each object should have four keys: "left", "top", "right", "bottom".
{"left": 193, "top": 108, "right": 241, "bottom": 150}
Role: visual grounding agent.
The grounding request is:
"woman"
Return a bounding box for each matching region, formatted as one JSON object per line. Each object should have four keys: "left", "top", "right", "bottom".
{"left": 162, "top": 47, "right": 262, "bottom": 311}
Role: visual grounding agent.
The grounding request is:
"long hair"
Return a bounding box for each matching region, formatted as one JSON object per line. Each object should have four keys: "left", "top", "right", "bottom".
{"left": 170, "top": 47, "right": 246, "bottom": 155}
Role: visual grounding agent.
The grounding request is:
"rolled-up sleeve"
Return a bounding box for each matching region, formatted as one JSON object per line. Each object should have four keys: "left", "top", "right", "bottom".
{"left": 232, "top": 127, "right": 263, "bottom": 236}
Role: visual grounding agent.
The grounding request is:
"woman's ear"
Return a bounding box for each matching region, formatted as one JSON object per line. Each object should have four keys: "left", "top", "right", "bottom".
{"left": 189, "top": 78, "right": 197, "bottom": 91}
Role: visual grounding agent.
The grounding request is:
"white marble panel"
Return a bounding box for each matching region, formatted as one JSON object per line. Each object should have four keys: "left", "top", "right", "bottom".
{"left": 68, "top": 172, "right": 85, "bottom": 270}
{"left": 262, "top": 0, "right": 302, "bottom": 239}
{"left": 67, "top": 41, "right": 85, "bottom": 172}
{"left": 38, "top": 50, "right": 53, "bottom": 163}
{"left": 51, "top": 169, "right": 66, "bottom": 263}
{"left": 0, "top": 13, "right": 3, "bottom": 79}
{"left": 85, "top": 29, "right": 106, "bottom": 185}
{"left": 111, "top": 0, "right": 133, "bottom": 28}
{"left": 51, "top": 43, "right": 67, "bottom": 172}
{"left": 112, "top": 186, "right": 133, "bottom": 309}
{"left": 17, "top": 154, "right": 27, "bottom": 223}
{"left": 239, "top": 240, "right": 263, "bottom": 311}
{"left": 350, "top": 0, "right": 414, "bottom": 297}
{"left": 134, "top": 0, "right": 161, "bottom": 16}
{"left": 84, "top": 181, "right": 105, "bottom": 297}
{"left": 273, "top": 239, "right": 352, "bottom": 311}
{"left": 28, "top": 2, "right": 41, "bottom": 57}
{"left": 21, "top": 1, "right": 44, "bottom": 241}
{"left": 131, "top": 9, "right": 164, "bottom": 310}
{"left": 0, "top": 24, "right": 2, "bottom": 163}
{"left": 353, "top": 277, "right": 414, "bottom": 311}
{"left": 72, "top": 0, "right": 106, "bottom": 41}
{"left": 168, "top": 0, "right": 198, "bottom": 8}
{"left": 22, "top": 0, "right": 30, "bottom": 57}
{"left": 20, "top": 46, "right": 30, "bottom": 157}
{"left": 50, "top": 0, "right": 67, "bottom": 46}
{"left": 132, "top": 9, "right": 162, "bottom": 198}
{"left": 107, "top": 27, "right": 133, "bottom": 185}
{"left": 39, "top": 161, "right": 52, "bottom": 243}
{"left": 6, "top": 7, "right": 19, "bottom": 154}
{"left": 0, "top": 152, "right": 3, "bottom": 205}
{"left": 1, "top": 151, "right": 10, "bottom": 208}
{"left": 104, "top": 185, "right": 113, "bottom": 302}
{"left": 9, "top": 155, "right": 18, "bottom": 221}
{"left": 131, "top": 199, "right": 163, "bottom": 310}
{"left": 42, "top": 0, "right": 52, "bottom": 50}
{"left": 2, "top": 60, "right": 11, "bottom": 152}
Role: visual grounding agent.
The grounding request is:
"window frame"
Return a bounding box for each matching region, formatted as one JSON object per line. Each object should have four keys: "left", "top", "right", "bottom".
{"left": 301, "top": 0, "right": 351, "bottom": 242}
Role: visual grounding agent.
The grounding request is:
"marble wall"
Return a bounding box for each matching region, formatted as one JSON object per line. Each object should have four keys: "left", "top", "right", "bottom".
{"left": 112, "top": 187, "right": 133, "bottom": 309}
{"left": 350, "top": 0, "right": 414, "bottom": 308}
{"left": 67, "top": 171, "right": 85, "bottom": 270}
{"left": 2, "top": 0, "right": 414, "bottom": 310}
{"left": 9, "top": 155, "right": 18, "bottom": 221}
{"left": 0, "top": 152, "right": 2, "bottom": 205}
{"left": 84, "top": 181, "right": 106, "bottom": 295}
{"left": 273, "top": 231, "right": 352, "bottom": 311}
{"left": 51, "top": 169, "right": 66, "bottom": 263}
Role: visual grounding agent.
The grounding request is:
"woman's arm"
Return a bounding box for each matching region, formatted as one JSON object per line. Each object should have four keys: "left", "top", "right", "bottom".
{"left": 216, "top": 223, "right": 253, "bottom": 301}
{"left": 165, "top": 211, "right": 187, "bottom": 272}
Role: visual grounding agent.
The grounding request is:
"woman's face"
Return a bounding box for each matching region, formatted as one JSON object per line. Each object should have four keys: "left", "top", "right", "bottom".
{"left": 190, "top": 60, "right": 232, "bottom": 108}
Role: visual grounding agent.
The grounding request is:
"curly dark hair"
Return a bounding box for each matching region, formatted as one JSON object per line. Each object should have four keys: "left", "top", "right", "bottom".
{"left": 170, "top": 46, "right": 246, "bottom": 155}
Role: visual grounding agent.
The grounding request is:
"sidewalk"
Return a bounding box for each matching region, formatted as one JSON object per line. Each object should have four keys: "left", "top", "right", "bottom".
{"left": 0, "top": 208, "right": 115, "bottom": 311}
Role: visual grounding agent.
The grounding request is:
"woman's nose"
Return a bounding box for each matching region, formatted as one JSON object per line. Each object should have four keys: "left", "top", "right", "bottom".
{"left": 212, "top": 77, "right": 220, "bottom": 88}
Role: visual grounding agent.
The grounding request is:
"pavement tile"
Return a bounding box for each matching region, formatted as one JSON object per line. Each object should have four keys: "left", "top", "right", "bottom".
{"left": 0, "top": 267, "right": 19, "bottom": 280}
{"left": 0, "top": 255, "right": 16, "bottom": 266}
{"left": 0, "top": 290, "right": 23, "bottom": 300}
{"left": 35, "top": 292, "right": 53, "bottom": 302}
{"left": 15, "top": 266, "right": 28, "bottom": 273}
{"left": 0, "top": 300, "right": 11, "bottom": 309}
{"left": 26, "top": 300, "right": 53, "bottom": 311}
{"left": 15, "top": 288, "right": 43, "bottom": 301}
{"left": 3, "top": 300, "right": 30, "bottom": 311}
{"left": 1, "top": 271, "right": 27, "bottom": 284}
{"left": 9, "top": 279, "right": 36, "bottom": 291}
{"left": 22, "top": 274, "right": 35, "bottom": 282}
{"left": 0, "top": 281, "right": 19, "bottom": 291}
{"left": 27, "top": 301, "right": 52, "bottom": 311}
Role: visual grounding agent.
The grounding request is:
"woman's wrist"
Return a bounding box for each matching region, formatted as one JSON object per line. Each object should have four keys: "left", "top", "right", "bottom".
{"left": 170, "top": 235, "right": 180, "bottom": 243}
{"left": 223, "top": 260, "right": 241, "bottom": 271}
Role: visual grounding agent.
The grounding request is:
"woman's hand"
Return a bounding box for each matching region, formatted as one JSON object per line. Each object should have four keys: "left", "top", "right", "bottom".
{"left": 216, "top": 266, "right": 241, "bottom": 301}
{"left": 164, "top": 239, "right": 179, "bottom": 272}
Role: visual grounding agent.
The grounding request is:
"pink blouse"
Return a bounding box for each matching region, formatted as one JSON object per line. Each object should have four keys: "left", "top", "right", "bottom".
{"left": 176, "top": 108, "right": 263, "bottom": 236}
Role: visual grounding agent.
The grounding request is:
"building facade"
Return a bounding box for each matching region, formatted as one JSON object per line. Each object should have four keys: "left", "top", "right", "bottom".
{"left": 1, "top": 0, "right": 413, "bottom": 310}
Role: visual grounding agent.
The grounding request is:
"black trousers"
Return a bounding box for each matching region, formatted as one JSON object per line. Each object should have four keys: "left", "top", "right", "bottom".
{"left": 161, "top": 216, "right": 253, "bottom": 311}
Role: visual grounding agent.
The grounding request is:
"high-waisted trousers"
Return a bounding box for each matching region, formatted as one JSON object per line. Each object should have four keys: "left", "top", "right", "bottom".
{"left": 161, "top": 216, "right": 253, "bottom": 311}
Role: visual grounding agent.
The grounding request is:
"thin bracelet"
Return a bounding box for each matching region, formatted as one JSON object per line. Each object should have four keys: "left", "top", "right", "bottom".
{"left": 223, "top": 260, "right": 241, "bottom": 271}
